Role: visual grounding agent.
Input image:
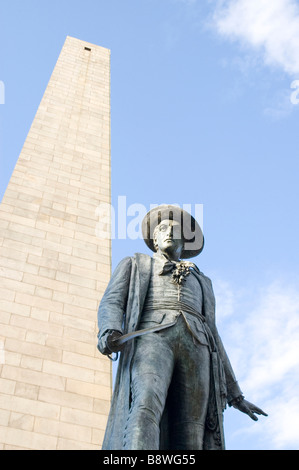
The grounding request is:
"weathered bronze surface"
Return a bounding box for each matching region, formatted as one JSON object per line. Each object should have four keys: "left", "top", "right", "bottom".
{"left": 97, "top": 204, "right": 267, "bottom": 450}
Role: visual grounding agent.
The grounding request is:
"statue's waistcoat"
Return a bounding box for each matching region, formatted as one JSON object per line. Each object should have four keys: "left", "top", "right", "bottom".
{"left": 141, "top": 254, "right": 208, "bottom": 347}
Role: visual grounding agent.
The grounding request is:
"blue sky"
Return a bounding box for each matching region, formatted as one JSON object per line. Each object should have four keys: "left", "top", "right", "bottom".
{"left": 1, "top": 0, "right": 299, "bottom": 450}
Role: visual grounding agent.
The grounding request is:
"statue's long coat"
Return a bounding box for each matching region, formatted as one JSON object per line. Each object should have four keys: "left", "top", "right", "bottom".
{"left": 97, "top": 253, "right": 243, "bottom": 450}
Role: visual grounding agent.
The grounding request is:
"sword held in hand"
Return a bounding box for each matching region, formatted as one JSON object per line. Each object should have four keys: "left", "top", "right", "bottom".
{"left": 106, "top": 320, "right": 177, "bottom": 361}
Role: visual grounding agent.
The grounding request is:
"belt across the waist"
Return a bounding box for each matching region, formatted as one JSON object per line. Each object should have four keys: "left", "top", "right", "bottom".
{"left": 142, "top": 300, "right": 205, "bottom": 323}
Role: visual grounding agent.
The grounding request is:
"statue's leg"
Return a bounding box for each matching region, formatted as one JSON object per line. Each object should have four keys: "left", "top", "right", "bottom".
{"left": 166, "top": 317, "right": 211, "bottom": 450}
{"left": 123, "top": 329, "right": 175, "bottom": 450}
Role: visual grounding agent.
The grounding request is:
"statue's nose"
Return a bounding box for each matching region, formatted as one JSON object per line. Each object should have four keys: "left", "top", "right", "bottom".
{"left": 166, "top": 225, "right": 173, "bottom": 237}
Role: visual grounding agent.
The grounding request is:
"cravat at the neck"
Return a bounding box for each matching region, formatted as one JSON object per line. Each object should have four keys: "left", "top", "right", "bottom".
{"left": 159, "top": 259, "right": 199, "bottom": 285}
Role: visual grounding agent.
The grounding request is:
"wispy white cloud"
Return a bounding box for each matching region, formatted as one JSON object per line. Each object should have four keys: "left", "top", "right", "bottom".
{"left": 213, "top": 277, "right": 299, "bottom": 449}
{"left": 212, "top": 0, "right": 299, "bottom": 76}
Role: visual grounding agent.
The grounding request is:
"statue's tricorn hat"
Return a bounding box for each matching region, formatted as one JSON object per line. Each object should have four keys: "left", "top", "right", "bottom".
{"left": 141, "top": 204, "right": 204, "bottom": 259}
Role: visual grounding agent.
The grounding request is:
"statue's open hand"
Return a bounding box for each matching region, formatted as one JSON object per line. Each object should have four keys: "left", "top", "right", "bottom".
{"left": 232, "top": 398, "right": 268, "bottom": 421}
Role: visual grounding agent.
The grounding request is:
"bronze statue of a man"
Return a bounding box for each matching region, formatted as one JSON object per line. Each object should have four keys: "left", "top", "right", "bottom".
{"left": 97, "top": 205, "right": 266, "bottom": 450}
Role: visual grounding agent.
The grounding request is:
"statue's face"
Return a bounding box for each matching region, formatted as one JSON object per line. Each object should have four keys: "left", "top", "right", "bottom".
{"left": 155, "top": 219, "right": 184, "bottom": 260}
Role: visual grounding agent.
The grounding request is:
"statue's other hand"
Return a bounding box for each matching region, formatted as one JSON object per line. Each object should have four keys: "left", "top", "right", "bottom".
{"left": 106, "top": 330, "right": 124, "bottom": 353}
{"left": 232, "top": 398, "right": 268, "bottom": 421}
{"left": 97, "top": 329, "right": 123, "bottom": 355}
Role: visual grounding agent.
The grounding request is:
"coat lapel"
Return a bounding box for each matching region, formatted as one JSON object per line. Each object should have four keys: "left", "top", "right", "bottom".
{"left": 134, "top": 252, "right": 152, "bottom": 328}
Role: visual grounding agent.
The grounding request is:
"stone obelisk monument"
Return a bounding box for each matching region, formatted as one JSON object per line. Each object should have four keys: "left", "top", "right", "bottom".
{"left": 0, "top": 36, "right": 112, "bottom": 449}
